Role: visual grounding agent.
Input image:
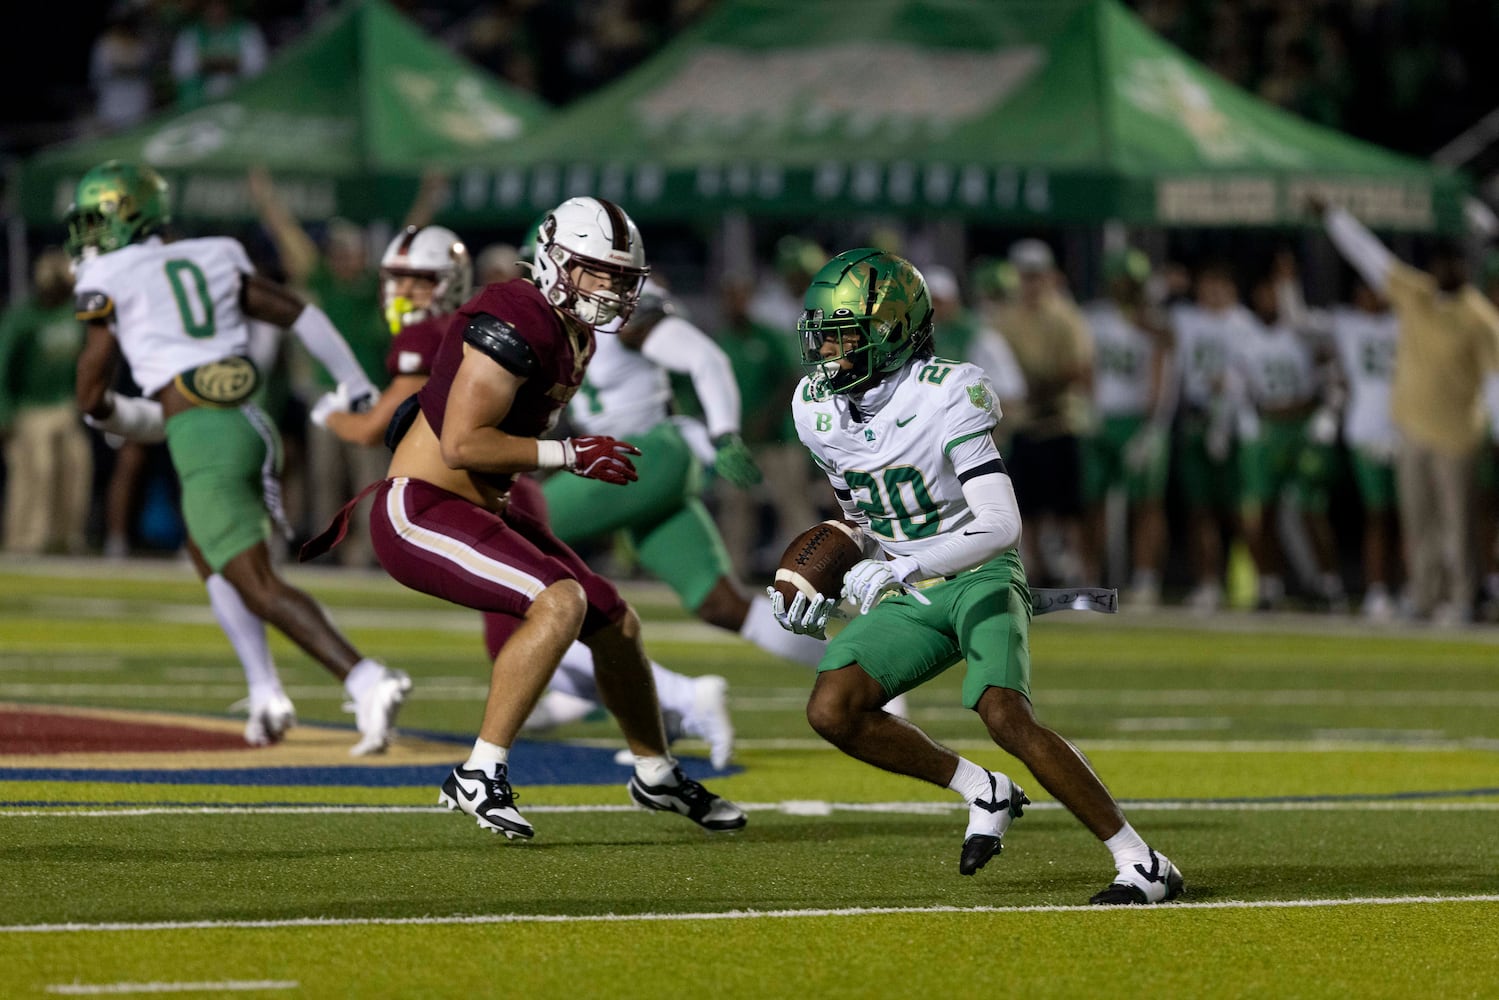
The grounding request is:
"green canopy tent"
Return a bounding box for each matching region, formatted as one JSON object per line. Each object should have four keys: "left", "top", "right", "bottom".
{"left": 442, "top": 0, "right": 1467, "bottom": 231}
{"left": 17, "top": 0, "right": 550, "bottom": 227}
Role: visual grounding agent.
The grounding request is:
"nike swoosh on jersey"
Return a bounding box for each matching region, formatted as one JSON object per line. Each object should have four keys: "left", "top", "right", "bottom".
{"left": 895, "top": 415, "right": 917, "bottom": 427}
{"left": 961, "top": 529, "right": 990, "bottom": 536}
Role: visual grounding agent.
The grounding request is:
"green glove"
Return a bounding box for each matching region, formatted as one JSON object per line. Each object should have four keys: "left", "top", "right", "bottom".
{"left": 712, "top": 432, "right": 763, "bottom": 488}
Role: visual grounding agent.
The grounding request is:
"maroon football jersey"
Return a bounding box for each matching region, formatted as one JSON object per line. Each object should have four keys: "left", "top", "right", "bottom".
{"left": 386, "top": 314, "right": 449, "bottom": 379}
{"left": 417, "top": 278, "right": 595, "bottom": 443}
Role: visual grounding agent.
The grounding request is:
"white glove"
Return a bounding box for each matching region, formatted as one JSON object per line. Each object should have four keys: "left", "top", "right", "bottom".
{"left": 83, "top": 391, "right": 166, "bottom": 444}
{"left": 766, "top": 586, "right": 836, "bottom": 640}
{"left": 310, "top": 385, "right": 352, "bottom": 428}
{"left": 842, "top": 555, "right": 923, "bottom": 615}
{"left": 1308, "top": 406, "right": 1338, "bottom": 446}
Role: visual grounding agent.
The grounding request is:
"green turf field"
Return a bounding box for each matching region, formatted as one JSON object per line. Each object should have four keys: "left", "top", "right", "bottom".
{"left": 1, "top": 558, "right": 1497, "bottom": 998}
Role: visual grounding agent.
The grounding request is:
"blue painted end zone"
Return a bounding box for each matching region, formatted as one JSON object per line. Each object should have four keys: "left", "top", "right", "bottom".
{"left": 0, "top": 740, "right": 738, "bottom": 787}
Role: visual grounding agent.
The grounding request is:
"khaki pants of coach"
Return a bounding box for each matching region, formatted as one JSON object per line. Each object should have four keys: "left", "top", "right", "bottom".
{"left": 306, "top": 425, "right": 389, "bottom": 569}
{"left": 3, "top": 403, "right": 92, "bottom": 554}
{"left": 1395, "top": 439, "right": 1477, "bottom": 618}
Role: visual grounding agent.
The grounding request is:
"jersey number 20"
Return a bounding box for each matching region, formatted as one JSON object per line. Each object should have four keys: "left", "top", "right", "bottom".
{"left": 845, "top": 466, "right": 939, "bottom": 541}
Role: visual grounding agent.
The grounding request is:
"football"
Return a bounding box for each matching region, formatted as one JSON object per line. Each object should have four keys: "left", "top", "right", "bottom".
{"left": 773, "top": 519, "right": 864, "bottom": 605}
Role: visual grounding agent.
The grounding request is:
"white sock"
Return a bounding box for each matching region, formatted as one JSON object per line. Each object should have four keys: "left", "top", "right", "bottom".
{"left": 343, "top": 658, "right": 384, "bottom": 701}
{"left": 205, "top": 574, "right": 282, "bottom": 700}
{"left": 740, "top": 593, "right": 826, "bottom": 667}
{"left": 947, "top": 757, "right": 997, "bottom": 804}
{"left": 633, "top": 754, "right": 678, "bottom": 786}
{"left": 466, "top": 737, "right": 508, "bottom": 774}
{"left": 1103, "top": 821, "right": 1153, "bottom": 870}
{"left": 548, "top": 643, "right": 601, "bottom": 701}
{"left": 1131, "top": 569, "right": 1160, "bottom": 592}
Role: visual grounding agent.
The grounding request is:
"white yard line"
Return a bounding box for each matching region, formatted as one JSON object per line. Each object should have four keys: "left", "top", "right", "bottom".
{"left": 46, "top": 982, "right": 297, "bottom": 995}
{"left": 2, "top": 797, "right": 1496, "bottom": 819}
{"left": 8, "top": 895, "right": 1499, "bottom": 935}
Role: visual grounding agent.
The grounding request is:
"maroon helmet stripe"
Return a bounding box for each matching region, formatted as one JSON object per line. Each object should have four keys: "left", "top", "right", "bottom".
{"left": 597, "top": 199, "right": 630, "bottom": 252}
{"left": 396, "top": 226, "right": 419, "bottom": 256}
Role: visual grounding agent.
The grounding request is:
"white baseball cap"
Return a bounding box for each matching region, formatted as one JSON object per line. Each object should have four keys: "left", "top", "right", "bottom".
{"left": 1008, "top": 238, "right": 1055, "bottom": 273}
{"left": 925, "top": 265, "right": 959, "bottom": 303}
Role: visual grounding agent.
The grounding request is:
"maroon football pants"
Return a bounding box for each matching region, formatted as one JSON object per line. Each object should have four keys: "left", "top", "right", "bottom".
{"left": 369, "top": 476, "right": 626, "bottom": 640}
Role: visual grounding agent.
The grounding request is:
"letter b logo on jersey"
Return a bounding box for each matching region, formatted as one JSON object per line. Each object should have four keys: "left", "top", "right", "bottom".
{"left": 815, "top": 412, "right": 832, "bottom": 432}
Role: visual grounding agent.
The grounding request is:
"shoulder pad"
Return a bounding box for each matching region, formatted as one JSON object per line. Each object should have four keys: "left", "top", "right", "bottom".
{"left": 464, "top": 312, "right": 539, "bottom": 378}
{"left": 75, "top": 291, "right": 114, "bottom": 322}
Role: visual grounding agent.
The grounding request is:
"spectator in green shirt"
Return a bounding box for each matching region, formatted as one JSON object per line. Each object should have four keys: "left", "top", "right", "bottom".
{"left": 713, "top": 272, "right": 822, "bottom": 577}
{"left": 0, "top": 249, "right": 92, "bottom": 554}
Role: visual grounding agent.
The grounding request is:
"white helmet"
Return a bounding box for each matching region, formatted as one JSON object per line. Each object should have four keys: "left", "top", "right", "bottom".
{"left": 379, "top": 225, "right": 473, "bottom": 332}
{"left": 531, "top": 197, "right": 649, "bottom": 327}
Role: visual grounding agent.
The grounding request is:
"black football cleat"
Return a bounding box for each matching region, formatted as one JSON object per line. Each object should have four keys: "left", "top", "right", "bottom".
{"left": 438, "top": 764, "right": 534, "bottom": 840}
{"left": 1089, "top": 851, "right": 1185, "bottom": 904}
{"left": 628, "top": 767, "right": 747, "bottom": 832}
{"left": 958, "top": 773, "right": 1029, "bottom": 876}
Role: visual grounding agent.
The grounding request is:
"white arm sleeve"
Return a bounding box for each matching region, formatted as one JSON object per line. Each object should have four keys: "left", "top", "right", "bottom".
{"left": 1325, "top": 208, "right": 1395, "bottom": 294}
{"left": 289, "top": 304, "right": 375, "bottom": 399}
{"left": 902, "top": 434, "right": 1022, "bottom": 580}
{"left": 640, "top": 315, "right": 741, "bottom": 439}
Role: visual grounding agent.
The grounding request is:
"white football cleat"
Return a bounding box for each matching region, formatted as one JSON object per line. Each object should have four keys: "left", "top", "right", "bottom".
{"left": 1089, "top": 850, "right": 1185, "bottom": 905}
{"left": 680, "top": 675, "right": 735, "bottom": 770}
{"left": 348, "top": 667, "right": 412, "bottom": 756}
{"left": 239, "top": 692, "right": 296, "bottom": 747}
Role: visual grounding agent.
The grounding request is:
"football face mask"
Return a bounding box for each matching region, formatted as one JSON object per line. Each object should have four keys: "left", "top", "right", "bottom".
{"left": 797, "top": 248, "right": 933, "bottom": 395}
{"left": 64, "top": 160, "right": 170, "bottom": 261}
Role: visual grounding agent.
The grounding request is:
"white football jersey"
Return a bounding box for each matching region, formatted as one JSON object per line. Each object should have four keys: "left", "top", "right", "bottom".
{"left": 74, "top": 236, "right": 255, "bottom": 397}
{"left": 793, "top": 358, "right": 999, "bottom": 562}
{"left": 1329, "top": 306, "right": 1399, "bottom": 448}
{"left": 1171, "top": 303, "right": 1258, "bottom": 409}
{"left": 569, "top": 327, "right": 671, "bottom": 437}
{"left": 1227, "top": 320, "right": 1316, "bottom": 411}
{"left": 1085, "top": 300, "right": 1157, "bottom": 417}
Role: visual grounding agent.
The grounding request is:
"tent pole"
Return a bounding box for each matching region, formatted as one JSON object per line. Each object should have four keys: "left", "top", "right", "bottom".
{"left": 717, "top": 210, "right": 753, "bottom": 282}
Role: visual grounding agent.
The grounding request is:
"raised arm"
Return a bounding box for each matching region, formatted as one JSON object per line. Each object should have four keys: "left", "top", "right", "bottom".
{"left": 247, "top": 166, "right": 319, "bottom": 287}
{"left": 1319, "top": 205, "right": 1395, "bottom": 294}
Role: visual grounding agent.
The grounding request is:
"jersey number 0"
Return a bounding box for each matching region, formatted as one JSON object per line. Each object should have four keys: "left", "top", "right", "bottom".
{"left": 165, "top": 259, "right": 217, "bottom": 340}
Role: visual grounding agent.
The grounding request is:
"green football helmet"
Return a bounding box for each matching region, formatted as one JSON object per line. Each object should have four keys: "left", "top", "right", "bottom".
{"left": 63, "top": 160, "right": 170, "bottom": 260}
{"left": 797, "top": 248, "right": 933, "bottom": 395}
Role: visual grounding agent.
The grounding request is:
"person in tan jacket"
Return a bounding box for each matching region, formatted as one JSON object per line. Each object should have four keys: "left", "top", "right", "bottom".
{"left": 1314, "top": 197, "right": 1499, "bottom": 623}
{"left": 993, "top": 239, "right": 1094, "bottom": 585}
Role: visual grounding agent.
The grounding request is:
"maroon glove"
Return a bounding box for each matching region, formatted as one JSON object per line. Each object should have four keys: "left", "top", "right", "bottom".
{"left": 564, "top": 435, "right": 641, "bottom": 485}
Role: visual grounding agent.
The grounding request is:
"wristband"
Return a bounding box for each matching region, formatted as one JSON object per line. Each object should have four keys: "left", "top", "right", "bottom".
{"left": 534, "top": 439, "right": 573, "bottom": 470}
